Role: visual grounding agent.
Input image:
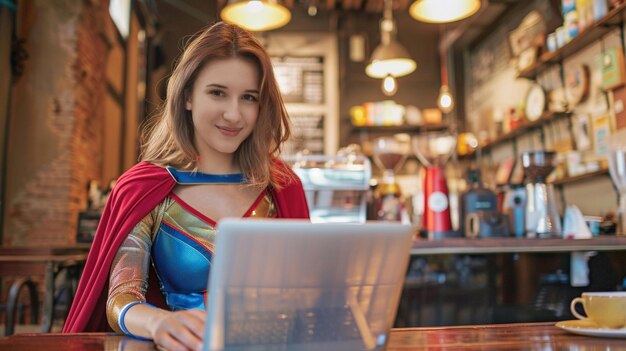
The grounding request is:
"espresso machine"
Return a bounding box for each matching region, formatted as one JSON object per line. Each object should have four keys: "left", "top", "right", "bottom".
{"left": 412, "top": 131, "right": 458, "bottom": 239}
{"left": 522, "top": 151, "right": 562, "bottom": 238}
{"left": 284, "top": 154, "right": 371, "bottom": 223}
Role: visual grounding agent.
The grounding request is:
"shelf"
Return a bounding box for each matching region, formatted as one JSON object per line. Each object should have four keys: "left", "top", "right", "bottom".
{"left": 459, "top": 111, "right": 571, "bottom": 159}
{"left": 518, "top": 3, "right": 626, "bottom": 79}
{"left": 410, "top": 235, "right": 626, "bottom": 255}
{"left": 350, "top": 124, "right": 449, "bottom": 135}
{"left": 552, "top": 168, "right": 610, "bottom": 186}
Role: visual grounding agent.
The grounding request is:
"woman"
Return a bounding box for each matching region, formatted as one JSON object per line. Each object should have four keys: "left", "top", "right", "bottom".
{"left": 63, "top": 22, "right": 309, "bottom": 351}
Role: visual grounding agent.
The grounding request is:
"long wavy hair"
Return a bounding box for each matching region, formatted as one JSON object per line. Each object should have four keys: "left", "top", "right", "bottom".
{"left": 140, "top": 22, "right": 292, "bottom": 189}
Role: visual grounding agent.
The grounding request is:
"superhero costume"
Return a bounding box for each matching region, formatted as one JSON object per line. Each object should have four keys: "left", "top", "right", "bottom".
{"left": 63, "top": 161, "right": 309, "bottom": 332}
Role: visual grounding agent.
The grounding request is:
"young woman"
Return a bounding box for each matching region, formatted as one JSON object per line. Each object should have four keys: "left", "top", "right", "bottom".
{"left": 63, "top": 22, "right": 309, "bottom": 351}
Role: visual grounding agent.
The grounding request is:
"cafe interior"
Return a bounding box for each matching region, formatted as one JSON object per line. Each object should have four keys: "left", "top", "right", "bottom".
{"left": 1, "top": 0, "right": 626, "bottom": 349}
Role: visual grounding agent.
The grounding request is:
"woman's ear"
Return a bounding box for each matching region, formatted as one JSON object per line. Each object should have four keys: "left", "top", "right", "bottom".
{"left": 184, "top": 89, "right": 192, "bottom": 111}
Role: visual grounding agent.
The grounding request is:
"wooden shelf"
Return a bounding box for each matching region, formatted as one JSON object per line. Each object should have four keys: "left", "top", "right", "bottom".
{"left": 518, "top": 3, "right": 626, "bottom": 79}
{"left": 552, "top": 168, "right": 610, "bottom": 186}
{"left": 350, "top": 124, "right": 449, "bottom": 134}
{"left": 459, "top": 111, "right": 571, "bottom": 159}
{"left": 410, "top": 235, "right": 626, "bottom": 255}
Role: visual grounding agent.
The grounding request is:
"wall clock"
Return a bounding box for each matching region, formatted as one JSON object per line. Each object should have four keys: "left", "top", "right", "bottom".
{"left": 566, "top": 64, "right": 590, "bottom": 106}
{"left": 525, "top": 84, "right": 546, "bottom": 121}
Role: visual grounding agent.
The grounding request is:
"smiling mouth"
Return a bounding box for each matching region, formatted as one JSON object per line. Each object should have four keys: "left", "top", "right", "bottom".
{"left": 217, "top": 126, "right": 242, "bottom": 136}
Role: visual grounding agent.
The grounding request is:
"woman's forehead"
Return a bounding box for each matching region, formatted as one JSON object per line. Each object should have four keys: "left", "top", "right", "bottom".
{"left": 194, "top": 57, "right": 260, "bottom": 89}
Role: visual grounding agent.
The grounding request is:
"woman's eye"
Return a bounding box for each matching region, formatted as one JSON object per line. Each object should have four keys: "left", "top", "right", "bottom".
{"left": 242, "top": 94, "right": 258, "bottom": 102}
{"left": 208, "top": 89, "right": 225, "bottom": 97}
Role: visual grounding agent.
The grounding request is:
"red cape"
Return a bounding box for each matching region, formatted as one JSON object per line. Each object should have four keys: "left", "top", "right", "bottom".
{"left": 63, "top": 161, "right": 309, "bottom": 332}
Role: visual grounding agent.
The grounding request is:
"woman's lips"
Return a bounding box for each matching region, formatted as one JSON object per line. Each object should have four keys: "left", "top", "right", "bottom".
{"left": 217, "top": 126, "right": 242, "bottom": 137}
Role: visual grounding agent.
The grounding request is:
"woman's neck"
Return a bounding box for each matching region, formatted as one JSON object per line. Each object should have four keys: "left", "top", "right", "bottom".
{"left": 195, "top": 155, "right": 240, "bottom": 174}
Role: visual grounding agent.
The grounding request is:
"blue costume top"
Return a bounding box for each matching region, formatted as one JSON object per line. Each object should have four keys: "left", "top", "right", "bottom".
{"left": 106, "top": 170, "right": 276, "bottom": 333}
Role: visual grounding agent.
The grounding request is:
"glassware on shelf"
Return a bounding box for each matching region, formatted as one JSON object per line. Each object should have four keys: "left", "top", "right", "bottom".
{"left": 521, "top": 151, "right": 561, "bottom": 238}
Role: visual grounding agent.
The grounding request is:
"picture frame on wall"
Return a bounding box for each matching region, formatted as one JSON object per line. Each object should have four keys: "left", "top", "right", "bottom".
{"left": 601, "top": 47, "right": 626, "bottom": 91}
{"left": 592, "top": 113, "right": 612, "bottom": 156}
{"left": 573, "top": 114, "right": 592, "bottom": 151}
{"left": 76, "top": 211, "right": 101, "bottom": 243}
{"left": 612, "top": 84, "right": 626, "bottom": 130}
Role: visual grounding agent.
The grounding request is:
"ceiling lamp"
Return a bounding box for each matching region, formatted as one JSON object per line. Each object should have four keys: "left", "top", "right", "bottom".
{"left": 437, "top": 28, "right": 455, "bottom": 113}
{"left": 409, "top": 0, "right": 481, "bottom": 23}
{"left": 365, "top": 0, "right": 416, "bottom": 79}
{"left": 221, "top": 0, "right": 291, "bottom": 31}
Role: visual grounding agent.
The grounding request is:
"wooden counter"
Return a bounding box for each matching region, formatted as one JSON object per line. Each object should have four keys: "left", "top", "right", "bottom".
{"left": 411, "top": 235, "right": 626, "bottom": 255}
{"left": 0, "top": 322, "right": 622, "bottom": 350}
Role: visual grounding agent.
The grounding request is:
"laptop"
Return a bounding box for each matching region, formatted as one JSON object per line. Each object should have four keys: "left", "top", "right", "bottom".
{"left": 202, "top": 219, "right": 414, "bottom": 351}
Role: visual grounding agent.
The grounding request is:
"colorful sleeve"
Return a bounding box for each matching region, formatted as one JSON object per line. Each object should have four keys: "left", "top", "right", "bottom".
{"left": 105, "top": 207, "right": 157, "bottom": 333}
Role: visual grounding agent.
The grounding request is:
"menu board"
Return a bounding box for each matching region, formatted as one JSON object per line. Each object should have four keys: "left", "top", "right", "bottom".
{"left": 283, "top": 112, "right": 325, "bottom": 155}
{"left": 272, "top": 55, "right": 326, "bottom": 155}
{"left": 272, "top": 56, "right": 324, "bottom": 104}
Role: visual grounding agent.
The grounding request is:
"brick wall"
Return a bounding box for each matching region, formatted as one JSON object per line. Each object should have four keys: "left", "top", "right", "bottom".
{"left": 4, "top": 0, "right": 109, "bottom": 246}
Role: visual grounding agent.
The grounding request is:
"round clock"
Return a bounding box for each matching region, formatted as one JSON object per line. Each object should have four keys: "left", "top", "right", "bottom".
{"left": 566, "top": 64, "right": 590, "bottom": 106}
{"left": 525, "top": 84, "right": 546, "bottom": 121}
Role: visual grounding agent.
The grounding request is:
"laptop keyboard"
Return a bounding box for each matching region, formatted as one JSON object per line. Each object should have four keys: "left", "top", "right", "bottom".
{"left": 225, "top": 306, "right": 363, "bottom": 346}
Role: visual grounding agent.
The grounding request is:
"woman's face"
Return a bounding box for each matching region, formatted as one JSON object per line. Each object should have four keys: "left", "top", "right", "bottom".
{"left": 185, "top": 57, "right": 260, "bottom": 165}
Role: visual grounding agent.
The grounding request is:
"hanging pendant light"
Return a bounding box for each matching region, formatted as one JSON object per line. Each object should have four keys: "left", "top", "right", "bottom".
{"left": 437, "top": 26, "right": 455, "bottom": 113}
{"left": 365, "top": 0, "right": 416, "bottom": 79}
{"left": 437, "top": 85, "right": 454, "bottom": 113}
{"left": 221, "top": 0, "right": 291, "bottom": 31}
{"left": 409, "top": 0, "right": 480, "bottom": 23}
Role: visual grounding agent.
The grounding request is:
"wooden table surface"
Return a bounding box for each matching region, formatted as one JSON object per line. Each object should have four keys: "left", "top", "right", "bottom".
{"left": 410, "top": 235, "right": 626, "bottom": 255}
{"left": 0, "top": 247, "right": 89, "bottom": 334}
{"left": 1, "top": 322, "right": 624, "bottom": 350}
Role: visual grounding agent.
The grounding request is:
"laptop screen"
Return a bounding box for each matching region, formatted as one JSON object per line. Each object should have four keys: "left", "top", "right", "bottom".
{"left": 203, "top": 219, "right": 413, "bottom": 351}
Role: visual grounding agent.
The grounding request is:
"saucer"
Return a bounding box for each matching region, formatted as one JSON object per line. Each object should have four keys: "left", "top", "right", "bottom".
{"left": 556, "top": 320, "right": 626, "bottom": 338}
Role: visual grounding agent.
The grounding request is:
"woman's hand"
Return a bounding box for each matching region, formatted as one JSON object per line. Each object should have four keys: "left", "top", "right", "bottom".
{"left": 149, "top": 309, "right": 206, "bottom": 351}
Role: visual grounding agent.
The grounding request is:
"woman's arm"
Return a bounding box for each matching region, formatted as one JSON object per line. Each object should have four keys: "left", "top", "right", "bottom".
{"left": 107, "top": 205, "right": 206, "bottom": 351}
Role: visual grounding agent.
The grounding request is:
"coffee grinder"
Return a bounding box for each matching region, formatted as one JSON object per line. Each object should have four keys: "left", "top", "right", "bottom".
{"left": 412, "top": 131, "right": 458, "bottom": 238}
{"left": 522, "top": 151, "right": 562, "bottom": 238}
{"left": 372, "top": 135, "right": 410, "bottom": 221}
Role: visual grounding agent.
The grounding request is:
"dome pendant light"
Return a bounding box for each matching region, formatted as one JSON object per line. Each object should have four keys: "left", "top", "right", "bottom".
{"left": 365, "top": 0, "right": 416, "bottom": 79}
{"left": 221, "top": 0, "right": 291, "bottom": 31}
{"left": 409, "top": 0, "right": 480, "bottom": 23}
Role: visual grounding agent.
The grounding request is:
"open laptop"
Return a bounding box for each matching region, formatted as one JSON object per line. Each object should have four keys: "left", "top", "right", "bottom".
{"left": 202, "top": 219, "right": 414, "bottom": 351}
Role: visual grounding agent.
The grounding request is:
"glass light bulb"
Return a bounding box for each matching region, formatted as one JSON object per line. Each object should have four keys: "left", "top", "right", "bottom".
{"left": 437, "top": 85, "right": 454, "bottom": 113}
{"left": 382, "top": 75, "right": 398, "bottom": 96}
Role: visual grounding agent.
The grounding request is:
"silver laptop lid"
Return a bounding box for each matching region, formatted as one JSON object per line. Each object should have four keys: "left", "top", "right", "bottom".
{"left": 203, "top": 219, "right": 413, "bottom": 351}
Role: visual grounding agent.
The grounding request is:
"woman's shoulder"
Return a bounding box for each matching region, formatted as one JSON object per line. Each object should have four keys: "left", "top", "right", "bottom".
{"left": 113, "top": 162, "right": 173, "bottom": 194}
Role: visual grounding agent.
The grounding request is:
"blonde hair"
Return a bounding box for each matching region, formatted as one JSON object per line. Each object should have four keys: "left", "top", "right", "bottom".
{"left": 140, "top": 22, "right": 292, "bottom": 189}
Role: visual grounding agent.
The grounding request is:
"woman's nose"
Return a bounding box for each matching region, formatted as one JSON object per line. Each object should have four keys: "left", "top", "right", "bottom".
{"left": 222, "top": 99, "right": 241, "bottom": 122}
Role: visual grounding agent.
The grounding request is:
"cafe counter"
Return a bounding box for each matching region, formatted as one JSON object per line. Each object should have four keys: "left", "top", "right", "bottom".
{"left": 0, "top": 322, "right": 623, "bottom": 350}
